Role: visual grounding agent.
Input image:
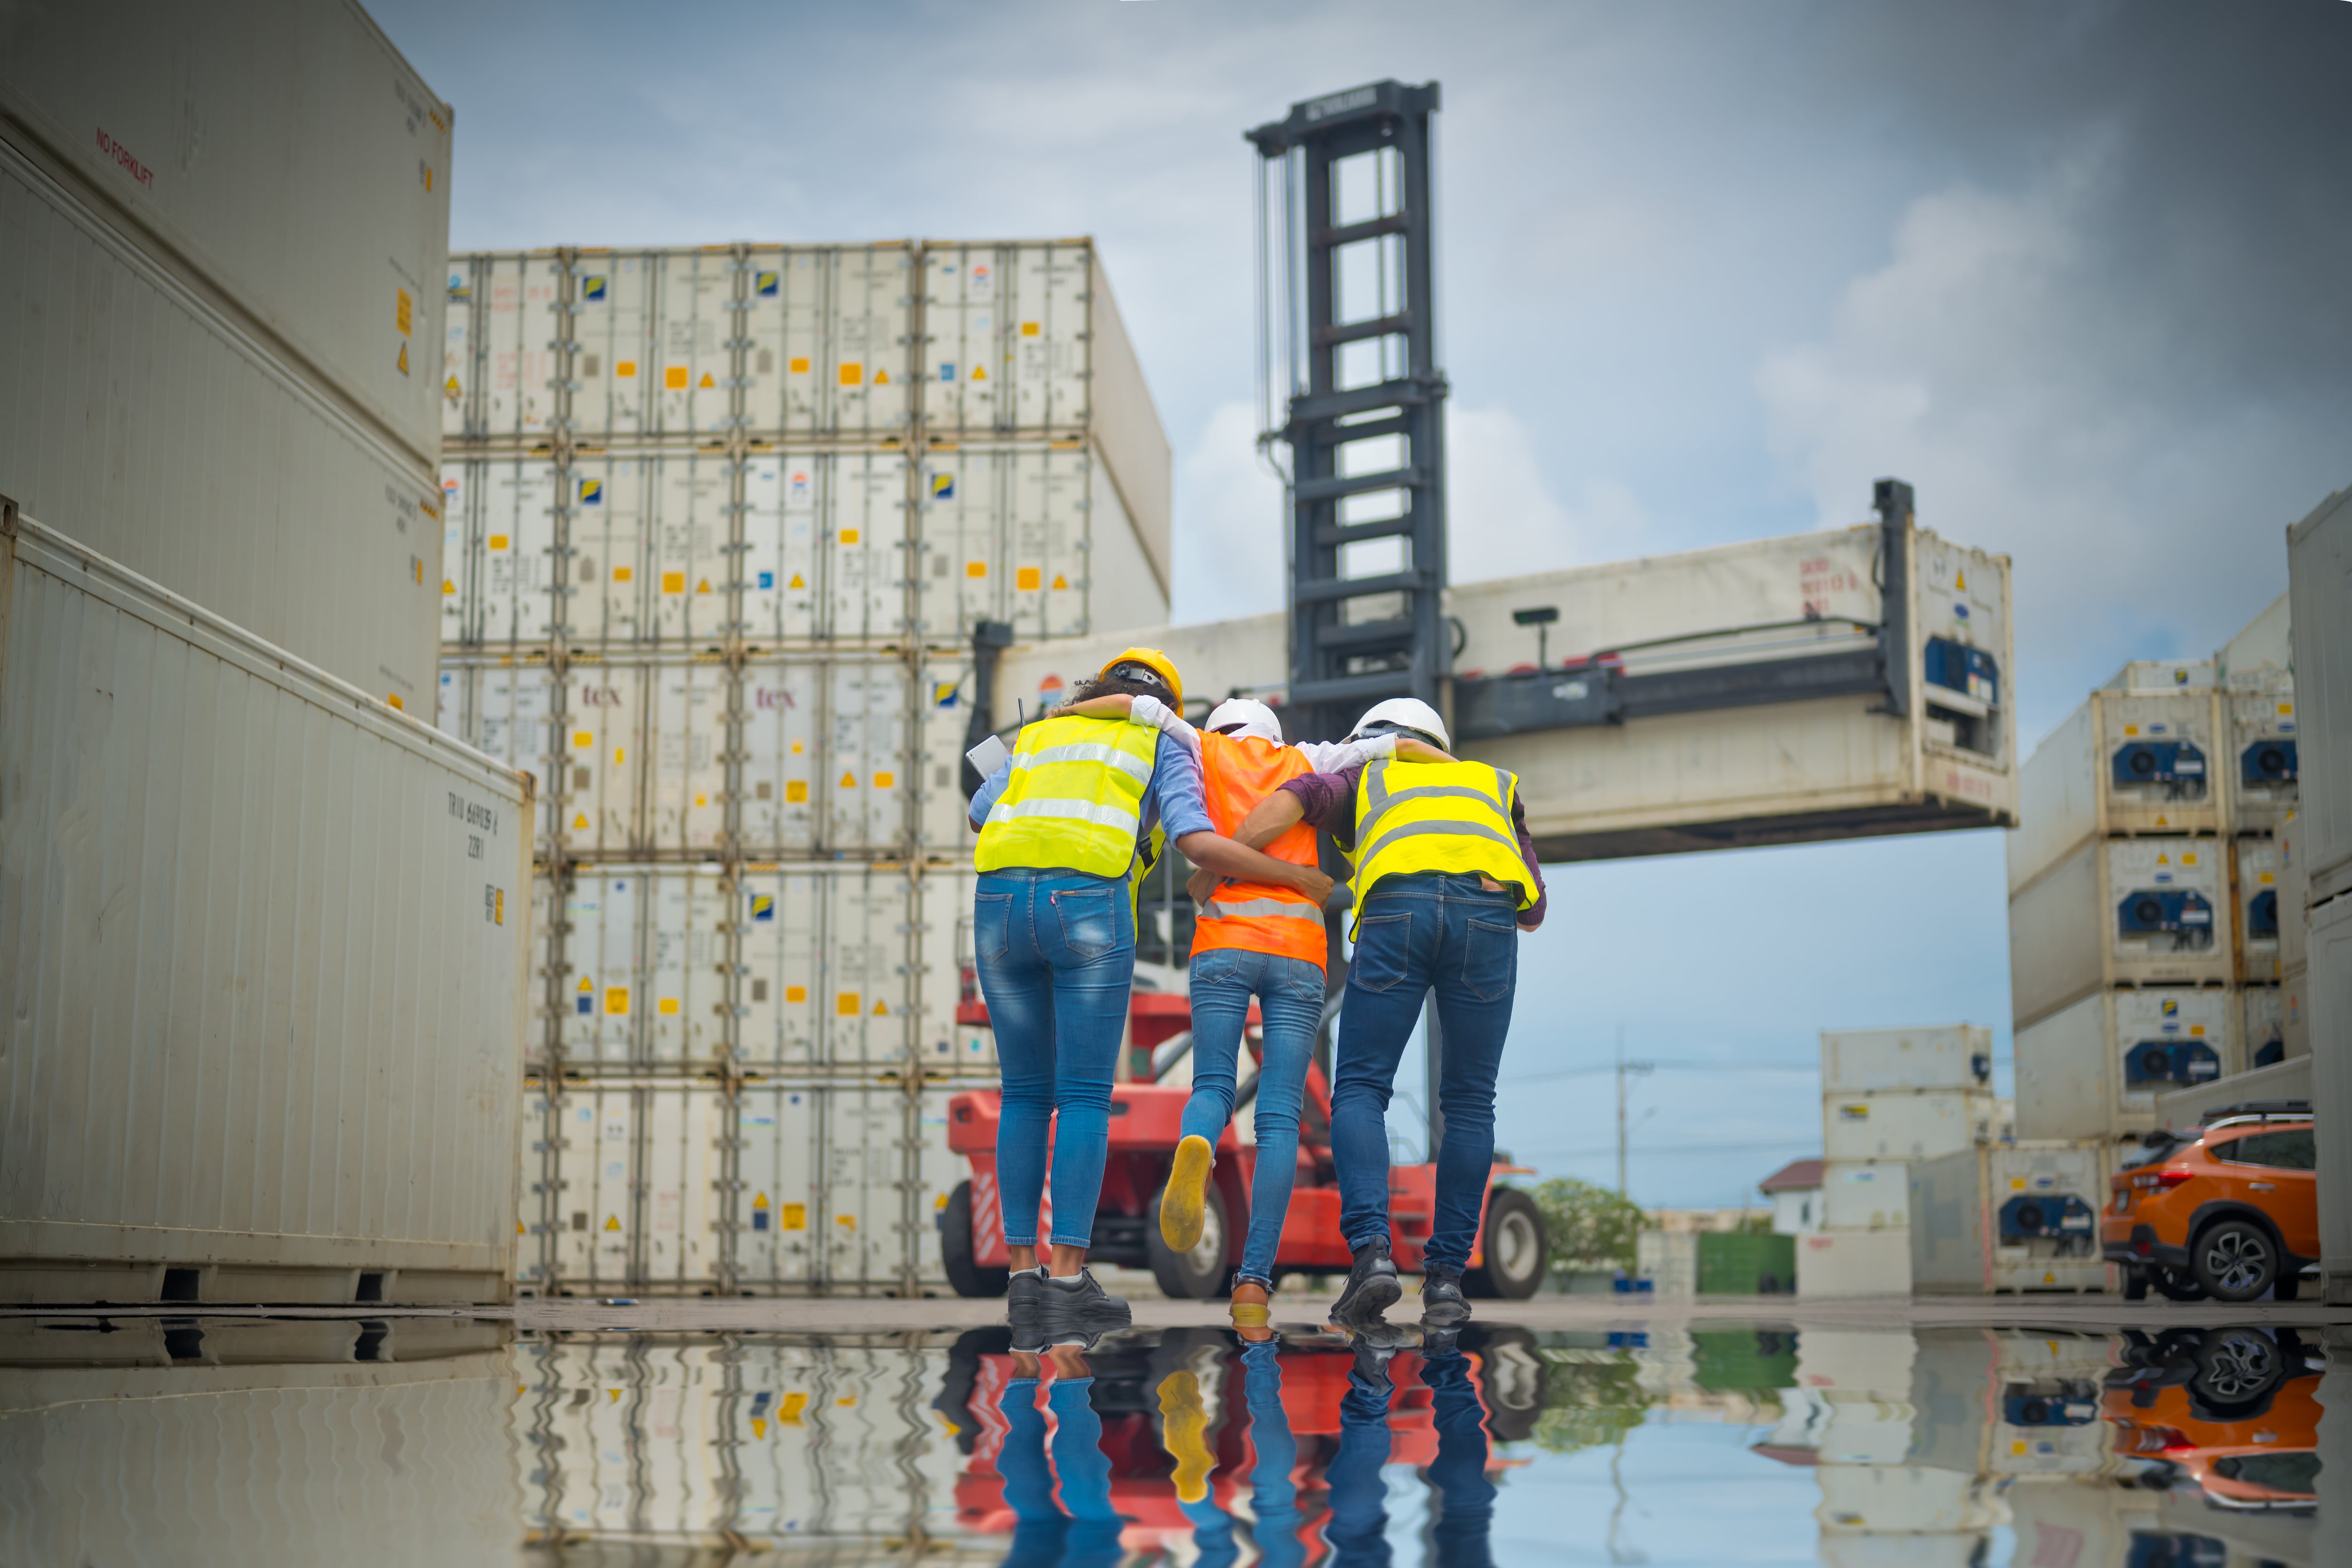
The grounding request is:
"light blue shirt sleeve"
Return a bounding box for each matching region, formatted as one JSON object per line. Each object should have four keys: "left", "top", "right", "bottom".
{"left": 967, "top": 756, "right": 1014, "bottom": 831}
{"left": 1147, "top": 739, "right": 1214, "bottom": 841}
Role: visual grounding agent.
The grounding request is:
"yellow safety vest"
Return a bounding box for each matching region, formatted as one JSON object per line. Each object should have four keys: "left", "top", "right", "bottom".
{"left": 1347, "top": 756, "right": 1536, "bottom": 935}
{"left": 976, "top": 712, "right": 1161, "bottom": 880}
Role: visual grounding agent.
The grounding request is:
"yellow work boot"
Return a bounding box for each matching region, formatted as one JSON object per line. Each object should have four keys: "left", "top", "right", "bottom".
{"left": 1160, "top": 1135, "right": 1213, "bottom": 1252}
{"left": 1157, "top": 1369, "right": 1213, "bottom": 1504}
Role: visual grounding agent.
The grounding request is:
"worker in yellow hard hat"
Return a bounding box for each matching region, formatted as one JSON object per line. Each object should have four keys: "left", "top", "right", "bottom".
{"left": 967, "top": 647, "right": 1332, "bottom": 1345}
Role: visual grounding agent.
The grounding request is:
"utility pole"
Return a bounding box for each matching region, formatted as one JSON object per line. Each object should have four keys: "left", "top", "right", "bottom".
{"left": 1615, "top": 1026, "right": 1653, "bottom": 1197}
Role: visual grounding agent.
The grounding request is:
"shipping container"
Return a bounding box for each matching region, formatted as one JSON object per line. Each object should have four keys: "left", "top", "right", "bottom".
{"left": 2233, "top": 836, "right": 2285, "bottom": 982}
{"left": 1797, "top": 1229, "right": 1912, "bottom": 1298}
{"left": 2307, "top": 887, "right": 2352, "bottom": 1303}
{"left": 1, "top": 138, "right": 443, "bottom": 704}
{"left": 2243, "top": 983, "right": 2287, "bottom": 1067}
{"left": 0, "top": 1351, "right": 519, "bottom": 1568}
{"left": 1906, "top": 1330, "right": 2116, "bottom": 1479}
{"left": 2008, "top": 838, "right": 2233, "bottom": 1027}
{"left": 517, "top": 1079, "right": 967, "bottom": 1296}
{"left": 1814, "top": 1466, "right": 2001, "bottom": 1534}
{"left": 1824, "top": 1091, "right": 2001, "bottom": 1163}
{"left": 0, "top": 0, "right": 453, "bottom": 467}
{"left": 1820, "top": 1027, "right": 1994, "bottom": 1095}
{"left": 736, "top": 243, "right": 918, "bottom": 438}
{"left": 2280, "top": 811, "right": 2310, "bottom": 973}
{"left": 1820, "top": 1163, "right": 1909, "bottom": 1231}
{"left": 510, "top": 1336, "right": 971, "bottom": 1548}
{"left": 2227, "top": 684, "right": 2299, "bottom": 834}
{"left": 2287, "top": 486, "right": 2352, "bottom": 903}
{"left": 0, "top": 508, "right": 532, "bottom": 1305}
{"left": 997, "top": 514, "right": 2017, "bottom": 861}
{"left": 2152, "top": 1053, "right": 2312, "bottom": 1135}
{"left": 914, "top": 440, "right": 1159, "bottom": 641}
{"left": 2006, "top": 687, "right": 2226, "bottom": 892}
{"left": 1907, "top": 1141, "right": 2106, "bottom": 1294}
{"left": 462, "top": 252, "right": 566, "bottom": 441}
{"left": 1816, "top": 1536, "right": 1988, "bottom": 1568}
{"left": 2013, "top": 988, "right": 2238, "bottom": 1140}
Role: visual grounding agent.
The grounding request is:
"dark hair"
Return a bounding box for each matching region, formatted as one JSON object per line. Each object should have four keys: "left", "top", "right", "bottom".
{"left": 1063, "top": 672, "right": 1170, "bottom": 705}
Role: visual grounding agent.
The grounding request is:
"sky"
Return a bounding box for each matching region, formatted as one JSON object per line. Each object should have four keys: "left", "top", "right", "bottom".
{"left": 378, "top": 0, "right": 2352, "bottom": 1205}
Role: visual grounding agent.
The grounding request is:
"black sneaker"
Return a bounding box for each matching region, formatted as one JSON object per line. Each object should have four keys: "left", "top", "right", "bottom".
{"left": 1346, "top": 1320, "right": 1412, "bottom": 1387}
{"left": 1329, "top": 1240, "right": 1402, "bottom": 1325}
{"left": 1419, "top": 1265, "right": 1471, "bottom": 1325}
{"left": 1418, "top": 1325, "right": 1462, "bottom": 1359}
{"left": 1037, "top": 1269, "right": 1132, "bottom": 1343}
{"left": 1007, "top": 1266, "right": 1048, "bottom": 1328}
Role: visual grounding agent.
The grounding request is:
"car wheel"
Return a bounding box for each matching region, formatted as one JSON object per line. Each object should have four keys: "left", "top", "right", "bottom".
{"left": 941, "top": 1181, "right": 1009, "bottom": 1299}
{"left": 2192, "top": 1218, "right": 2277, "bottom": 1304}
{"left": 1457, "top": 1325, "right": 1548, "bottom": 1442}
{"left": 1463, "top": 1187, "right": 1548, "bottom": 1300}
{"left": 2150, "top": 1266, "right": 2207, "bottom": 1302}
{"left": 1148, "top": 1183, "right": 1232, "bottom": 1300}
{"left": 2189, "top": 1328, "right": 2286, "bottom": 1421}
{"left": 2121, "top": 1266, "right": 2149, "bottom": 1301}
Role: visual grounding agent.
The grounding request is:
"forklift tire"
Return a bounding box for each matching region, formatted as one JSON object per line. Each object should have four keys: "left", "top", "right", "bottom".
{"left": 1463, "top": 1187, "right": 1547, "bottom": 1300}
{"left": 1147, "top": 1184, "right": 1232, "bottom": 1300}
{"left": 941, "top": 1181, "right": 1009, "bottom": 1299}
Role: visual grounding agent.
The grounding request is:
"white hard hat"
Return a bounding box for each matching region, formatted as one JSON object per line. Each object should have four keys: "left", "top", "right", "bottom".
{"left": 1350, "top": 697, "right": 1449, "bottom": 750}
{"left": 1205, "top": 697, "right": 1285, "bottom": 745}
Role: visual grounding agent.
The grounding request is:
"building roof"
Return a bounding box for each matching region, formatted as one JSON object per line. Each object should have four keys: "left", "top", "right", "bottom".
{"left": 1757, "top": 1157, "right": 1824, "bottom": 1194}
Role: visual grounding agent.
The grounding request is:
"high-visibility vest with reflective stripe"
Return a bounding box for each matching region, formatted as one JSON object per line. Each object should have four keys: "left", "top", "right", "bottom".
{"left": 976, "top": 712, "right": 1160, "bottom": 879}
{"left": 1347, "top": 756, "right": 1537, "bottom": 935}
{"left": 1190, "top": 732, "right": 1327, "bottom": 966}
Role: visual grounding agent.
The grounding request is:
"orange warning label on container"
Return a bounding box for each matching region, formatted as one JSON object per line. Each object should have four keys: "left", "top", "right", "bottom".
{"left": 605, "top": 987, "right": 629, "bottom": 1015}
{"left": 785, "top": 780, "right": 808, "bottom": 803}
{"left": 662, "top": 572, "right": 685, "bottom": 593}
{"left": 1017, "top": 567, "right": 1042, "bottom": 591}
{"left": 780, "top": 1205, "right": 807, "bottom": 1232}
{"left": 666, "top": 366, "right": 690, "bottom": 389}
{"left": 489, "top": 533, "right": 510, "bottom": 551}
{"left": 614, "top": 565, "right": 631, "bottom": 582}
{"left": 839, "top": 363, "right": 863, "bottom": 386}
{"left": 397, "top": 288, "right": 413, "bottom": 337}
{"left": 785, "top": 985, "right": 807, "bottom": 1003}
{"left": 658, "top": 997, "right": 679, "bottom": 1015}
{"left": 1021, "top": 321, "right": 1040, "bottom": 336}
{"left": 699, "top": 372, "right": 715, "bottom": 389}
{"left": 837, "top": 992, "right": 861, "bottom": 1016}
{"left": 967, "top": 561, "right": 986, "bottom": 578}
{"left": 789, "top": 357, "right": 810, "bottom": 374}
{"left": 617, "top": 360, "right": 637, "bottom": 377}
{"left": 396, "top": 341, "right": 409, "bottom": 374}
{"left": 839, "top": 772, "right": 856, "bottom": 788}
{"left": 874, "top": 772, "right": 895, "bottom": 788}
{"left": 840, "top": 529, "right": 860, "bottom": 545}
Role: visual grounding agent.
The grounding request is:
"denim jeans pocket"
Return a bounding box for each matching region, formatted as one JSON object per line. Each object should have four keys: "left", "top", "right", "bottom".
{"left": 1461, "top": 916, "right": 1518, "bottom": 1002}
{"left": 973, "top": 893, "right": 1014, "bottom": 964}
{"left": 1051, "top": 888, "right": 1120, "bottom": 961}
{"left": 1348, "top": 911, "right": 1414, "bottom": 992}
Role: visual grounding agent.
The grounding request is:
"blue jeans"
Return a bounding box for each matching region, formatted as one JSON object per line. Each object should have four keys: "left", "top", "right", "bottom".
{"left": 996, "top": 1376, "right": 1121, "bottom": 1568}
{"left": 1423, "top": 1347, "right": 1498, "bottom": 1568}
{"left": 975, "top": 869, "right": 1135, "bottom": 1250}
{"left": 1180, "top": 947, "right": 1327, "bottom": 1287}
{"left": 1326, "top": 1361, "right": 1394, "bottom": 1568}
{"left": 1241, "top": 1342, "right": 1303, "bottom": 1568}
{"left": 1331, "top": 873, "right": 1520, "bottom": 1271}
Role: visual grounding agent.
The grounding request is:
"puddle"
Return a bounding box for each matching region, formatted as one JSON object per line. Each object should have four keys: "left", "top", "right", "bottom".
{"left": 0, "top": 1318, "right": 2337, "bottom": 1564}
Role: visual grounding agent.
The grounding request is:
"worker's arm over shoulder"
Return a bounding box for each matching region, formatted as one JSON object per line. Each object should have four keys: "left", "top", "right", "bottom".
{"left": 1276, "top": 762, "right": 1364, "bottom": 836}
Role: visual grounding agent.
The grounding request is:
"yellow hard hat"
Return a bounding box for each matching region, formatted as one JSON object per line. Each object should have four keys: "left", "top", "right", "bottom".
{"left": 1097, "top": 646, "right": 1183, "bottom": 709}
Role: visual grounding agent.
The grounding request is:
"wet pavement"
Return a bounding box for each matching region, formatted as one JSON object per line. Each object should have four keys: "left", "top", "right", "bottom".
{"left": 2, "top": 1306, "right": 2344, "bottom": 1565}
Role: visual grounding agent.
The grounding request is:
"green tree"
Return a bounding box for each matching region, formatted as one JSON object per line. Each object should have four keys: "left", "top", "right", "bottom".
{"left": 1525, "top": 1176, "right": 1645, "bottom": 1273}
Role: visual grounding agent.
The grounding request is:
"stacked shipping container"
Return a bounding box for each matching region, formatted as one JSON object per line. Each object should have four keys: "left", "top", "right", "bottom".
{"left": 437, "top": 241, "right": 1172, "bottom": 1296}
{"left": 2009, "top": 595, "right": 2301, "bottom": 1153}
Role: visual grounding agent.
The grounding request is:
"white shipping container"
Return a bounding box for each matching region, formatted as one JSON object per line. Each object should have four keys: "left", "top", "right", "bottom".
{"left": 1824, "top": 1091, "right": 1999, "bottom": 1162}
{"left": 1907, "top": 1330, "right": 2117, "bottom": 1479}
{"left": 0, "top": 509, "right": 532, "bottom": 1305}
{"left": 556, "top": 866, "right": 732, "bottom": 1068}
{"left": 2013, "top": 988, "right": 2237, "bottom": 1141}
{"left": 1, "top": 140, "right": 444, "bottom": 706}
{"left": 561, "top": 250, "right": 747, "bottom": 444}
{"left": 2008, "top": 688, "right": 2225, "bottom": 893}
{"left": 921, "top": 241, "right": 1095, "bottom": 433}
{"left": 2280, "top": 811, "right": 2310, "bottom": 973}
{"left": 2008, "top": 838, "right": 2233, "bottom": 1027}
{"left": 0, "top": 0, "right": 453, "bottom": 466}
{"left": 2235, "top": 836, "right": 2284, "bottom": 982}
{"left": 738, "top": 244, "right": 918, "bottom": 438}
{"left": 435, "top": 660, "right": 563, "bottom": 854}
{"left": 2228, "top": 684, "right": 2299, "bottom": 834}
{"left": 2287, "top": 486, "right": 2352, "bottom": 901}
{"left": 1820, "top": 1026, "right": 1993, "bottom": 1094}
{"left": 1814, "top": 1467, "right": 2000, "bottom": 1534}
{"left": 2244, "top": 984, "right": 2287, "bottom": 1067}
{"left": 1821, "top": 1163, "right": 1909, "bottom": 1231}
{"left": 997, "top": 513, "right": 2016, "bottom": 862}
{"left": 442, "top": 456, "right": 562, "bottom": 648}
{"left": 1907, "top": 1141, "right": 2106, "bottom": 1295}
{"left": 513, "top": 1338, "right": 971, "bottom": 1544}
{"left": 2308, "top": 889, "right": 2352, "bottom": 1302}
{"left": 0, "top": 1354, "right": 521, "bottom": 1568}
{"left": 471, "top": 252, "right": 566, "bottom": 440}
{"left": 738, "top": 657, "right": 915, "bottom": 855}
{"left": 1797, "top": 1229, "right": 1913, "bottom": 1297}
{"left": 737, "top": 865, "right": 920, "bottom": 1069}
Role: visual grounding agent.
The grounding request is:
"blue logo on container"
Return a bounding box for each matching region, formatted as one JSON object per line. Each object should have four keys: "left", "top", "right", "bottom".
{"left": 750, "top": 894, "right": 775, "bottom": 922}
{"left": 756, "top": 271, "right": 779, "bottom": 296}
{"left": 579, "top": 478, "right": 603, "bottom": 505}
{"left": 931, "top": 473, "right": 954, "bottom": 500}
{"left": 581, "top": 276, "right": 607, "bottom": 302}
{"left": 758, "top": 570, "right": 775, "bottom": 589}
{"left": 576, "top": 995, "right": 592, "bottom": 1015}
{"left": 939, "top": 363, "right": 956, "bottom": 382}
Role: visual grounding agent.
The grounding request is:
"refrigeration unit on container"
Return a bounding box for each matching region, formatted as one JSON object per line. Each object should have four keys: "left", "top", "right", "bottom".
{"left": 2006, "top": 684, "right": 2225, "bottom": 894}
{"left": 1, "top": 143, "right": 445, "bottom": 705}
{"left": 2288, "top": 486, "right": 2352, "bottom": 905}
{"left": 2227, "top": 685, "right": 2299, "bottom": 834}
{"left": 0, "top": 508, "right": 533, "bottom": 1306}
{"left": 1820, "top": 1163, "right": 1909, "bottom": 1231}
{"left": 2013, "top": 987, "right": 2237, "bottom": 1140}
{"left": 996, "top": 510, "right": 2018, "bottom": 862}
{"left": 2008, "top": 838, "right": 2232, "bottom": 1027}
{"left": 1907, "top": 1141, "right": 2106, "bottom": 1294}
{"left": 2235, "top": 837, "right": 2285, "bottom": 982}
{"left": 1824, "top": 1092, "right": 2000, "bottom": 1163}
{"left": 0, "top": 0, "right": 454, "bottom": 470}
{"left": 1820, "top": 1027, "right": 1994, "bottom": 1095}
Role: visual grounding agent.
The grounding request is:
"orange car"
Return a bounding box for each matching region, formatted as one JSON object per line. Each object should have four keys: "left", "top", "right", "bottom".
{"left": 2102, "top": 1327, "right": 2321, "bottom": 1512}
{"left": 2102, "top": 1103, "right": 2317, "bottom": 1302}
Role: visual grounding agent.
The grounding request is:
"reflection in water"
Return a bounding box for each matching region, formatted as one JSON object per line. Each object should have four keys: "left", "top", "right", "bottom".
{"left": 0, "top": 1315, "right": 2337, "bottom": 1564}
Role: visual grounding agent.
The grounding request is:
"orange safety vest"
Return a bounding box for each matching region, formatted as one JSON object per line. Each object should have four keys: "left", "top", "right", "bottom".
{"left": 1190, "top": 731, "right": 1328, "bottom": 967}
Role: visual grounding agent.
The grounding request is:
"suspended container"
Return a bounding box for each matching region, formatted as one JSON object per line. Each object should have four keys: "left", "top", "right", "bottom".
{"left": 2008, "top": 837, "right": 2233, "bottom": 1028}
{"left": 1820, "top": 1026, "right": 1994, "bottom": 1095}
{"left": 1906, "top": 1141, "right": 2106, "bottom": 1295}
{"left": 0, "top": 508, "right": 532, "bottom": 1305}
{"left": 2013, "top": 987, "right": 2238, "bottom": 1141}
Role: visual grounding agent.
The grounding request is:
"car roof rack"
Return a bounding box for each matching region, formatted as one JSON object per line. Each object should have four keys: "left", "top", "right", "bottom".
{"left": 2198, "top": 1099, "right": 2312, "bottom": 1130}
